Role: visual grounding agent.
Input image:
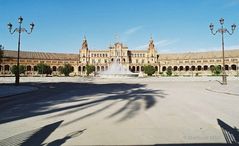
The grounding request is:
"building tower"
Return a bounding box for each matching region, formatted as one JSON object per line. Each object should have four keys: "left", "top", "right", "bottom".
{"left": 80, "top": 35, "right": 89, "bottom": 64}
{"left": 148, "top": 36, "right": 157, "bottom": 63}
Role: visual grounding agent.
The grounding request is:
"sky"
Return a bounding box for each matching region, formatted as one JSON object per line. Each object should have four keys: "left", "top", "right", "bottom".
{"left": 0, "top": 0, "right": 239, "bottom": 54}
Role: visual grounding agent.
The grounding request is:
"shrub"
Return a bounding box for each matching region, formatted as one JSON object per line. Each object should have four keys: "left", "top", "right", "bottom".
{"left": 86, "top": 64, "right": 95, "bottom": 76}
{"left": 211, "top": 65, "right": 221, "bottom": 76}
{"left": 143, "top": 65, "right": 156, "bottom": 76}
{"left": 37, "top": 63, "right": 52, "bottom": 75}
{"left": 58, "top": 63, "right": 74, "bottom": 76}
{"left": 166, "top": 67, "right": 172, "bottom": 76}
{"left": 11, "top": 65, "right": 26, "bottom": 76}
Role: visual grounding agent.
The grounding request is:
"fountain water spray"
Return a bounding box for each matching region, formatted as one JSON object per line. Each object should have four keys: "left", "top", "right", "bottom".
{"left": 100, "top": 52, "right": 138, "bottom": 78}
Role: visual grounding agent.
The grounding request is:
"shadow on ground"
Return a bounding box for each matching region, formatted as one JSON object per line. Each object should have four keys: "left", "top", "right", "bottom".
{"left": 0, "top": 119, "right": 238, "bottom": 146}
{"left": 0, "top": 120, "right": 86, "bottom": 146}
{"left": 0, "top": 82, "right": 165, "bottom": 124}
{"left": 0, "top": 120, "right": 62, "bottom": 146}
{"left": 217, "top": 119, "right": 239, "bottom": 144}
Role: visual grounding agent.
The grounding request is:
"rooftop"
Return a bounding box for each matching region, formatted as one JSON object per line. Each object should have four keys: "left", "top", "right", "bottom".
{"left": 3, "top": 49, "right": 239, "bottom": 60}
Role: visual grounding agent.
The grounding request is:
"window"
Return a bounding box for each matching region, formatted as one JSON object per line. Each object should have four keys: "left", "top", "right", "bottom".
{"left": 52, "top": 66, "right": 57, "bottom": 71}
{"left": 4, "top": 65, "right": 10, "bottom": 71}
{"left": 34, "top": 66, "right": 37, "bottom": 71}
{"left": 27, "top": 66, "right": 32, "bottom": 71}
{"left": 231, "top": 64, "right": 236, "bottom": 70}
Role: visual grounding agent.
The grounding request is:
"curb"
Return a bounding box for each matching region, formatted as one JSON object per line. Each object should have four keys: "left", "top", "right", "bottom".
{"left": 205, "top": 88, "right": 239, "bottom": 96}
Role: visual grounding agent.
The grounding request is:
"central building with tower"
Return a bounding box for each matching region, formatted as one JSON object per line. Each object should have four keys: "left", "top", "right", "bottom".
{"left": 79, "top": 36, "right": 159, "bottom": 74}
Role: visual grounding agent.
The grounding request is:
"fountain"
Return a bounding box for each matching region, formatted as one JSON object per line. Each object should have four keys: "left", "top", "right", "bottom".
{"left": 100, "top": 59, "right": 138, "bottom": 78}
{"left": 99, "top": 42, "right": 138, "bottom": 78}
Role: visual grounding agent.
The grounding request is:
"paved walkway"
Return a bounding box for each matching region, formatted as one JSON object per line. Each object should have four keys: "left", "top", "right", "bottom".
{"left": 0, "top": 85, "right": 38, "bottom": 98}
{"left": 206, "top": 81, "right": 239, "bottom": 96}
{"left": 1, "top": 77, "right": 238, "bottom": 98}
{"left": 0, "top": 78, "right": 239, "bottom": 145}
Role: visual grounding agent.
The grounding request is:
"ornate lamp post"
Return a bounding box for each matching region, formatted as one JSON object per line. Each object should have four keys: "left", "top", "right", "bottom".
{"left": 8, "top": 16, "right": 34, "bottom": 85}
{"left": 209, "top": 18, "right": 236, "bottom": 85}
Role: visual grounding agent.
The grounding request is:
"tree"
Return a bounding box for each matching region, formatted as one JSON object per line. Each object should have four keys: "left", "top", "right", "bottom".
{"left": 86, "top": 64, "right": 95, "bottom": 76}
{"left": 11, "top": 65, "right": 26, "bottom": 76}
{"left": 143, "top": 65, "right": 156, "bottom": 76}
{"left": 211, "top": 65, "right": 221, "bottom": 76}
{"left": 37, "top": 63, "right": 52, "bottom": 75}
{"left": 0, "top": 45, "right": 4, "bottom": 64}
{"left": 166, "top": 67, "right": 172, "bottom": 76}
{"left": 58, "top": 63, "right": 74, "bottom": 76}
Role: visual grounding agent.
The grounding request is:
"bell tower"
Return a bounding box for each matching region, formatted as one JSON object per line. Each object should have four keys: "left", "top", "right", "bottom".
{"left": 81, "top": 35, "right": 88, "bottom": 50}
{"left": 147, "top": 36, "right": 157, "bottom": 64}
{"left": 80, "top": 35, "right": 89, "bottom": 64}
{"left": 148, "top": 36, "right": 157, "bottom": 57}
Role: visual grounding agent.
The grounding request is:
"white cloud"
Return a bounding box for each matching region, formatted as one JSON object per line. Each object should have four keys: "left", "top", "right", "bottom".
{"left": 132, "top": 39, "right": 179, "bottom": 50}
{"left": 124, "top": 26, "right": 143, "bottom": 35}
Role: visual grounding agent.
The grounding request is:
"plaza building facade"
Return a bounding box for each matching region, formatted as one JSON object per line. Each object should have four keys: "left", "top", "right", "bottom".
{"left": 0, "top": 37, "right": 239, "bottom": 76}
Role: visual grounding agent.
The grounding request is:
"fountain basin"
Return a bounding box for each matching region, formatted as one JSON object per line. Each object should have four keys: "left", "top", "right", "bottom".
{"left": 99, "top": 73, "right": 138, "bottom": 78}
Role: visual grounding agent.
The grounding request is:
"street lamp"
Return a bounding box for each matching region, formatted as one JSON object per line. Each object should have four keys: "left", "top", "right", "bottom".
{"left": 8, "top": 16, "right": 34, "bottom": 85}
{"left": 209, "top": 18, "right": 236, "bottom": 85}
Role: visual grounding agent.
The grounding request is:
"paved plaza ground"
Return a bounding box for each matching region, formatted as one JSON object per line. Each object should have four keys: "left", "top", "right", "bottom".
{"left": 0, "top": 77, "right": 239, "bottom": 145}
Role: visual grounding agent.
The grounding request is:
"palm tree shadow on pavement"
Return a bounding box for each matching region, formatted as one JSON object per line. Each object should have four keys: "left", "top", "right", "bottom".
{"left": 0, "top": 82, "right": 166, "bottom": 125}
{"left": 60, "top": 86, "right": 165, "bottom": 126}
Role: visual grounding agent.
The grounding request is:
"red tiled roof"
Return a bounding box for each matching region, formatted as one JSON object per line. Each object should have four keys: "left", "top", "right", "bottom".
{"left": 3, "top": 50, "right": 79, "bottom": 60}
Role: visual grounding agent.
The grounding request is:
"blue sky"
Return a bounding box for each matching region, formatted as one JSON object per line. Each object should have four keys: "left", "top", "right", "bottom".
{"left": 0, "top": 0, "right": 239, "bottom": 53}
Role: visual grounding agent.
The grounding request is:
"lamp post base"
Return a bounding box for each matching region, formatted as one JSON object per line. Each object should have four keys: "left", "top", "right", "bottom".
{"left": 222, "top": 74, "right": 227, "bottom": 85}
{"left": 15, "top": 75, "right": 20, "bottom": 86}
